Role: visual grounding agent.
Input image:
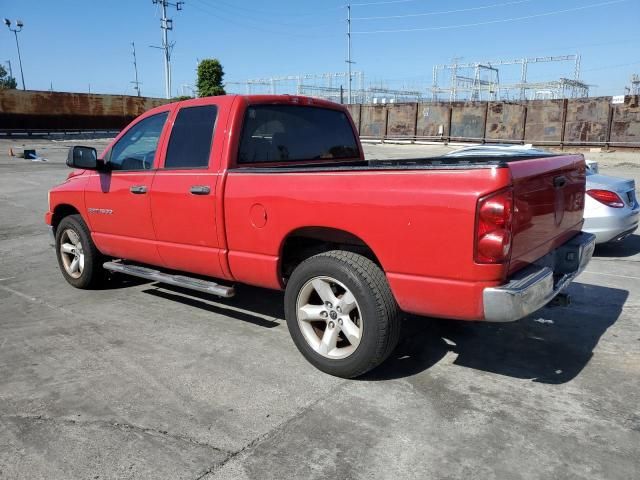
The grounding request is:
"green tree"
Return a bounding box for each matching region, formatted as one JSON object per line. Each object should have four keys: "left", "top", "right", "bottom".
{"left": 197, "top": 59, "right": 225, "bottom": 97}
{"left": 0, "top": 65, "right": 17, "bottom": 90}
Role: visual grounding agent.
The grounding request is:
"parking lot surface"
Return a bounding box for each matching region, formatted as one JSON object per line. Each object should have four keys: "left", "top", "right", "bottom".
{"left": 0, "top": 137, "right": 639, "bottom": 479}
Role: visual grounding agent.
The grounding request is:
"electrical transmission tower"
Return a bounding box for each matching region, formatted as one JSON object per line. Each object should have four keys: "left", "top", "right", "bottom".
{"left": 151, "top": 0, "right": 183, "bottom": 99}
{"left": 432, "top": 54, "right": 589, "bottom": 101}
{"left": 131, "top": 42, "right": 142, "bottom": 96}
{"left": 630, "top": 74, "right": 640, "bottom": 96}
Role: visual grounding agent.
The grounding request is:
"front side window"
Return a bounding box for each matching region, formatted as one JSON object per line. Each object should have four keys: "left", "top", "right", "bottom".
{"left": 108, "top": 112, "right": 168, "bottom": 171}
{"left": 164, "top": 105, "right": 218, "bottom": 169}
{"left": 238, "top": 105, "right": 359, "bottom": 164}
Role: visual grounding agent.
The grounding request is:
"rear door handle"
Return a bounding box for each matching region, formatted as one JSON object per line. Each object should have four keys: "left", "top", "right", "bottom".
{"left": 190, "top": 185, "right": 211, "bottom": 195}
{"left": 553, "top": 176, "right": 567, "bottom": 188}
{"left": 130, "top": 185, "right": 147, "bottom": 194}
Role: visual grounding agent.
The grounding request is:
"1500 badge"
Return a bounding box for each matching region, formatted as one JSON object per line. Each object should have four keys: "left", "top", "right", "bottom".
{"left": 88, "top": 208, "right": 113, "bottom": 215}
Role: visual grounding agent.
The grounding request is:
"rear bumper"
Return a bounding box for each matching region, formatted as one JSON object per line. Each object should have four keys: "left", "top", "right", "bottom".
{"left": 483, "top": 232, "right": 596, "bottom": 322}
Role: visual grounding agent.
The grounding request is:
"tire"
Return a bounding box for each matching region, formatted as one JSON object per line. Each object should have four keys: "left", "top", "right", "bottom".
{"left": 55, "top": 214, "right": 105, "bottom": 289}
{"left": 284, "top": 250, "right": 401, "bottom": 378}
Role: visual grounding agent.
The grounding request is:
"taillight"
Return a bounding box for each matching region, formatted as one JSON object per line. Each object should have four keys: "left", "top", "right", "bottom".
{"left": 587, "top": 189, "right": 624, "bottom": 208}
{"left": 475, "top": 189, "right": 513, "bottom": 264}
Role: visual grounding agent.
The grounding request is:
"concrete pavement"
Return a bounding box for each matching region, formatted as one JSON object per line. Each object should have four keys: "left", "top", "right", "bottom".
{"left": 0, "top": 138, "right": 638, "bottom": 479}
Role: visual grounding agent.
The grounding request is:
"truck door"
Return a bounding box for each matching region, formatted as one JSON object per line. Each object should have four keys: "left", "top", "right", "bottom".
{"left": 85, "top": 110, "right": 170, "bottom": 265}
{"left": 149, "top": 103, "right": 227, "bottom": 279}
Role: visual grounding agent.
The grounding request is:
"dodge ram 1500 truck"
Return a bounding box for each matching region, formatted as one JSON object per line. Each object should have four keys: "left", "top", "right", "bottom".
{"left": 46, "top": 95, "right": 595, "bottom": 378}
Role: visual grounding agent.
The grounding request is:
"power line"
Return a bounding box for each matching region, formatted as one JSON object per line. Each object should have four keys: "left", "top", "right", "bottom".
{"left": 583, "top": 60, "right": 640, "bottom": 72}
{"left": 197, "top": 0, "right": 342, "bottom": 18}
{"left": 353, "top": 0, "right": 628, "bottom": 34}
{"left": 188, "top": 0, "right": 335, "bottom": 38}
{"left": 352, "top": 0, "right": 535, "bottom": 20}
{"left": 349, "top": 0, "right": 420, "bottom": 6}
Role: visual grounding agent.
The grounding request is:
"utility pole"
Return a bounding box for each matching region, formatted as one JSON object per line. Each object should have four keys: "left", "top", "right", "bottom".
{"left": 346, "top": 4, "right": 354, "bottom": 104}
{"left": 5, "top": 60, "right": 12, "bottom": 79}
{"left": 3, "top": 19, "right": 26, "bottom": 90}
{"left": 151, "top": 0, "right": 183, "bottom": 99}
{"left": 131, "top": 42, "right": 142, "bottom": 96}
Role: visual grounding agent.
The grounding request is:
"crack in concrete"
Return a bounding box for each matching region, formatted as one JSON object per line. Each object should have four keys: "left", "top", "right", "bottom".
{"left": 2, "top": 413, "right": 233, "bottom": 456}
{"left": 192, "top": 380, "right": 347, "bottom": 480}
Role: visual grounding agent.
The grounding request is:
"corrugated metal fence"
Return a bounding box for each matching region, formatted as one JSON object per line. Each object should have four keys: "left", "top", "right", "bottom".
{"left": 0, "top": 90, "right": 168, "bottom": 133}
{"left": 348, "top": 96, "right": 640, "bottom": 147}
{"left": 1, "top": 90, "right": 639, "bottom": 147}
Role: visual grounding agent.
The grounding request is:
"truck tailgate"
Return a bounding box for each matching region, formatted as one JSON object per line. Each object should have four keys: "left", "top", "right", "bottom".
{"left": 508, "top": 154, "right": 586, "bottom": 274}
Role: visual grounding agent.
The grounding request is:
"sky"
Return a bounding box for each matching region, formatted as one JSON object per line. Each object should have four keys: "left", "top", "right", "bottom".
{"left": 1, "top": 0, "right": 639, "bottom": 98}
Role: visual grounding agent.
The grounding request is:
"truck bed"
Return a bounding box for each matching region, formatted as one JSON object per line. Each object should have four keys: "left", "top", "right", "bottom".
{"left": 232, "top": 153, "right": 559, "bottom": 173}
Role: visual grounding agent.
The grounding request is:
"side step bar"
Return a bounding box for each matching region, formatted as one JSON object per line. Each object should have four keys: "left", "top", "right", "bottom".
{"left": 103, "top": 261, "right": 235, "bottom": 298}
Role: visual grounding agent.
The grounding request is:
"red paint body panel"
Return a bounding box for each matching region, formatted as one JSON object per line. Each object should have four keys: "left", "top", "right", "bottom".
{"left": 508, "top": 155, "right": 586, "bottom": 273}
{"left": 386, "top": 273, "right": 496, "bottom": 320}
{"left": 84, "top": 171, "right": 162, "bottom": 265}
{"left": 46, "top": 94, "right": 587, "bottom": 321}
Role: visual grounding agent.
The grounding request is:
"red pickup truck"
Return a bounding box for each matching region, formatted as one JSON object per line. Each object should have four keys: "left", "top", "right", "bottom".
{"left": 46, "top": 95, "right": 595, "bottom": 378}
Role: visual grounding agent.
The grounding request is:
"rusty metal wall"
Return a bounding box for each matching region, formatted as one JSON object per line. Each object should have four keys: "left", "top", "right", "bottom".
{"left": 450, "top": 102, "right": 487, "bottom": 140}
{"left": 4, "top": 90, "right": 640, "bottom": 147}
{"left": 360, "top": 104, "right": 388, "bottom": 137}
{"left": 416, "top": 104, "right": 450, "bottom": 139}
{"left": 345, "top": 104, "right": 361, "bottom": 133}
{"left": 610, "top": 95, "right": 640, "bottom": 145}
{"left": 564, "top": 97, "right": 610, "bottom": 144}
{"left": 386, "top": 103, "right": 417, "bottom": 137}
{"left": 0, "top": 90, "right": 167, "bottom": 131}
{"left": 485, "top": 102, "right": 526, "bottom": 142}
{"left": 524, "top": 99, "right": 565, "bottom": 144}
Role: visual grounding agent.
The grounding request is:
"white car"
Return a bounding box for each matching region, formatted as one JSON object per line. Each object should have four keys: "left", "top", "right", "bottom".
{"left": 446, "top": 145, "right": 639, "bottom": 244}
{"left": 584, "top": 169, "right": 639, "bottom": 243}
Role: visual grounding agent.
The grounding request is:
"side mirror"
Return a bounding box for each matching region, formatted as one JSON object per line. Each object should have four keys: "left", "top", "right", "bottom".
{"left": 66, "top": 146, "right": 99, "bottom": 170}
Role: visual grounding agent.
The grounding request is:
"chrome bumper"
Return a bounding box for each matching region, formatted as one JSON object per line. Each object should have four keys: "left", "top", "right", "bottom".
{"left": 483, "top": 232, "right": 596, "bottom": 322}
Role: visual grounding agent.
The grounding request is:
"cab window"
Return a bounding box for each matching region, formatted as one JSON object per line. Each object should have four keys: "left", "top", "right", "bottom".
{"left": 164, "top": 105, "right": 218, "bottom": 169}
{"left": 237, "top": 105, "right": 359, "bottom": 164}
{"left": 108, "top": 112, "right": 169, "bottom": 171}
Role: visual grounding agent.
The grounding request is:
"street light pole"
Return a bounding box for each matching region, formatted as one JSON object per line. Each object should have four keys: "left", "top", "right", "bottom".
{"left": 4, "top": 19, "right": 26, "bottom": 90}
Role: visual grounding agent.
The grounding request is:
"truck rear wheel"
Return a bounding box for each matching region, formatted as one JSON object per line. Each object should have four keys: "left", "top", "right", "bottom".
{"left": 284, "top": 250, "right": 400, "bottom": 378}
{"left": 55, "top": 214, "right": 104, "bottom": 289}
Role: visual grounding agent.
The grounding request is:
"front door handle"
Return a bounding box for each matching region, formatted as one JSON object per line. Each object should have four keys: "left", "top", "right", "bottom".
{"left": 130, "top": 185, "right": 147, "bottom": 194}
{"left": 190, "top": 185, "right": 211, "bottom": 195}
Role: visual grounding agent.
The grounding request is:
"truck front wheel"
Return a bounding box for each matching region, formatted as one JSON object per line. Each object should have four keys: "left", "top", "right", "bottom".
{"left": 284, "top": 250, "right": 400, "bottom": 378}
{"left": 55, "top": 214, "right": 105, "bottom": 289}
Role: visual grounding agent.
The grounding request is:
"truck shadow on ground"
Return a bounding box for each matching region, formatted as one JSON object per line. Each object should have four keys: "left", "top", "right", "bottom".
{"left": 142, "top": 283, "right": 285, "bottom": 329}
{"left": 594, "top": 234, "right": 640, "bottom": 258}
{"left": 138, "top": 279, "right": 627, "bottom": 384}
{"left": 363, "top": 282, "right": 628, "bottom": 384}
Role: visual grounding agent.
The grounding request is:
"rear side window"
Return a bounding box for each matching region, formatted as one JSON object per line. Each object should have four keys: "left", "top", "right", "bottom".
{"left": 238, "top": 105, "right": 359, "bottom": 164}
{"left": 164, "top": 105, "right": 218, "bottom": 169}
